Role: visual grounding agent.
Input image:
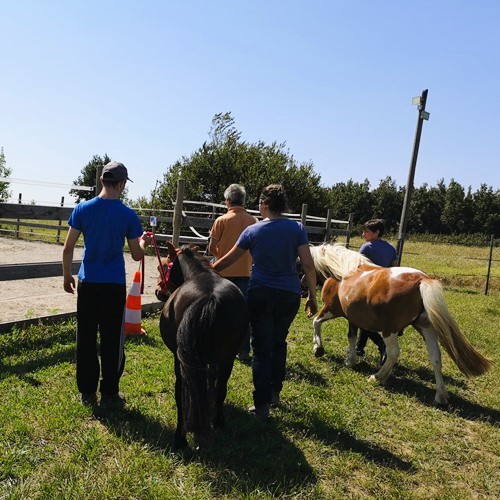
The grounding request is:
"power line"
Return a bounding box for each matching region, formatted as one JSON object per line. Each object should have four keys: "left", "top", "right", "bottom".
{"left": 0, "top": 177, "right": 94, "bottom": 191}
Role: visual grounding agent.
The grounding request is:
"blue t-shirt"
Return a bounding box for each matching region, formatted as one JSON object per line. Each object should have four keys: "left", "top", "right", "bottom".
{"left": 236, "top": 218, "right": 309, "bottom": 295}
{"left": 68, "top": 197, "right": 143, "bottom": 284}
{"left": 359, "top": 239, "right": 397, "bottom": 268}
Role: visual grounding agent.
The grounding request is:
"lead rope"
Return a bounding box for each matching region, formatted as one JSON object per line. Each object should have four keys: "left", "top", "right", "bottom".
{"left": 147, "top": 232, "right": 168, "bottom": 291}
{"left": 140, "top": 254, "right": 145, "bottom": 294}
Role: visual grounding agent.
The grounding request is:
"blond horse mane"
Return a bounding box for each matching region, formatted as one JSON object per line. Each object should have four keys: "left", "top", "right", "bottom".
{"left": 309, "top": 243, "right": 376, "bottom": 280}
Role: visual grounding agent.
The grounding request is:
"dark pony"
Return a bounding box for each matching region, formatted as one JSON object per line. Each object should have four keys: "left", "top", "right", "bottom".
{"left": 156, "top": 242, "right": 248, "bottom": 449}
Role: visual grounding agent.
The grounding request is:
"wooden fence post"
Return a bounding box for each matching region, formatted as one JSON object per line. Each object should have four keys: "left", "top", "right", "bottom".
{"left": 345, "top": 213, "right": 353, "bottom": 248}
{"left": 324, "top": 209, "right": 332, "bottom": 243}
{"left": 15, "top": 193, "right": 22, "bottom": 238}
{"left": 56, "top": 196, "right": 64, "bottom": 244}
{"left": 485, "top": 234, "right": 494, "bottom": 295}
{"left": 301, "top": 204, "right": 307, "bottom": 226}
{"left": 95, "top": 166, "right": 103, "bottom": 197}
{"left": 172, "top": 179, "right": 185, "bottom": 247}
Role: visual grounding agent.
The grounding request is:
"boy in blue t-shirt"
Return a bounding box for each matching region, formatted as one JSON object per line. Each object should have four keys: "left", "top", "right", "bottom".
{"left": 62, "top": 161, "right": 151, "bottom": 409}
{"left": 356, "top": 219, "right": 398, "bottom": 364}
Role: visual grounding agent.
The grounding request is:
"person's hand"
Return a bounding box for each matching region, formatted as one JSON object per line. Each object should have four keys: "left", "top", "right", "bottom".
{"left": 141, "top": 231, "right": 153, "bottom": 247}
{"left": 305, "top": 296, "right": 318, "bottom": 318}
{"left": 63, "top": 275, "right": 76, "bottom": 294}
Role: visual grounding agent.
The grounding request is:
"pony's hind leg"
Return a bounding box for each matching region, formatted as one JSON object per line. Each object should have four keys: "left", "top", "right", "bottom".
{"left": 312, "top": 311, "right": 333, "bottom": 357}
{"left": 369, "top": 333, "right": 399, "bottom": 385}
{"left": 413, "top": 317, "right": 449, "bottom": 405}
{"left": 173, "top": 357, "right": 189, "bottom": 450}
{"left": 346, "top": 322, "right": 358, "bottom": 367}
{"left": 213, "top": 360, "right": 234, "bottom": 429}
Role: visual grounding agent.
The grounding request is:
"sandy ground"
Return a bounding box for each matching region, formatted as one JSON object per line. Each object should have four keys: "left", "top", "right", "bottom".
{"left": 0, "top": 237, "right": 161, "bottom": 324}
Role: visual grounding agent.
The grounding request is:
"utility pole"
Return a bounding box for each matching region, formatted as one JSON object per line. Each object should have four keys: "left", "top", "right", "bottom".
{"left": 396, "top": 89, "right": 430, "bottom": 265}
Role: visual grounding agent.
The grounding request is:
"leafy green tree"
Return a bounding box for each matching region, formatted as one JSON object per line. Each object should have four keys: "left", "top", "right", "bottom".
{"left": 471, "top": 184, "right": 500, "bottom": 236}
{"left": 325, "top": 179, "right": 373, "bottom": 224}
{"left": 70, "top": 153, "right": 112, "bottom": 202}
{"left": 0, "top": 148, "right": 13, "bottom": 201}
{"left": 370, "top": 176, "right": 404, "bottom": 232}
{"left": 408, "top": 182, "right": 446, "bottom": 234}
{"left": 154, "top": 113, "right": 328, "bottom": 215}
{"left": 441, "top": 179, "right": 473, "bottom": 234}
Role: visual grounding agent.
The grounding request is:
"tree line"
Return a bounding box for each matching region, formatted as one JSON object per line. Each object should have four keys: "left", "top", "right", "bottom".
{"left": 2, "top": 113, "right": 498, "bottom": 237}
{"left": 139, "top": 113, "right": 499, "bottom": 237}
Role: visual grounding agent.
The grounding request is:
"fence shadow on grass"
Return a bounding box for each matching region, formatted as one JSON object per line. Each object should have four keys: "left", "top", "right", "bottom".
{"left": 286, "top": 410, "right": 416, "bottom": 473}
{"left": 0, "top": 344, "right": 74, "bottom": 386}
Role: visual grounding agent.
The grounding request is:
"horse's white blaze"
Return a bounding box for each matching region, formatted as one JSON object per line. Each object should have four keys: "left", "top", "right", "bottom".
{"left": 389, "top": 266, "right": 425, "bottom": 277}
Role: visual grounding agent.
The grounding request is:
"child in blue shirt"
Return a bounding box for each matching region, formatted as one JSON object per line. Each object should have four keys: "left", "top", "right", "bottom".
{"left": 356, "top": 219, "right": 398, "bottom": 364}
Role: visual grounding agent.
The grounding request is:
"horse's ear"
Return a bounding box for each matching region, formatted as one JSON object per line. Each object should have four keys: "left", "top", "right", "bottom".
{"left": 166, "top": 241, "right": 178, "bottom": 260}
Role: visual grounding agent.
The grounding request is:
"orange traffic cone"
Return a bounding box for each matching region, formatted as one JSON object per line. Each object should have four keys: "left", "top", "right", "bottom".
{"left": 124, "top": 271, "right": 147, "bottom": 336}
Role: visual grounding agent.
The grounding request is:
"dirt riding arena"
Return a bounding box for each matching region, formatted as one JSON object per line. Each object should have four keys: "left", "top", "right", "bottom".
{"left": 0, "top": 237, "right": 161, "bottom": 325}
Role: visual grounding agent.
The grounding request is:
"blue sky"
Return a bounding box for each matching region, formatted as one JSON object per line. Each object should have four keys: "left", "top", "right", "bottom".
{"left": 1, "top": 1, "right": 499, "bottom": 205}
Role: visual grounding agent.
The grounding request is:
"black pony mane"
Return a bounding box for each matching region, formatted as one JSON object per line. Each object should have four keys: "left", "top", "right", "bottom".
{"left": 179, "top": 245, "right": 212, "bottom": 273}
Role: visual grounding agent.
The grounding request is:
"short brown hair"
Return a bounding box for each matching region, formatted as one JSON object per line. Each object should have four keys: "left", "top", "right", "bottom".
{"left": 364, "top": 219, "right": 386, "bottom": 237}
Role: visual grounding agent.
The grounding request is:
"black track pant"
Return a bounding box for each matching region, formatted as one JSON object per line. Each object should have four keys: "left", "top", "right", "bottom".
{"left": 76, "top": 282, "right": 126, "bottom": 396}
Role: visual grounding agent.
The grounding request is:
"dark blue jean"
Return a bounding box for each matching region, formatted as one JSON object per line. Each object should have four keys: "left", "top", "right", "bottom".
{"left": 247, "top": 286, "right": 301, "bottom": 406}
{"left": 227, "top": 276, "right": 251, "bottom": 355}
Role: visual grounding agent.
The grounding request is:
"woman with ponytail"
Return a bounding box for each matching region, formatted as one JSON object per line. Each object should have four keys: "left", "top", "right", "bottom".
{"left": 212, "top": 184, "right": 317, "bottom": 419}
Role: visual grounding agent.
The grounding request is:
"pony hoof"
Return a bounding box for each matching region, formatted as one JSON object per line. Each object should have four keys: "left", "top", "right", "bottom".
{"left": 314, "top": 346, "right": 325, "bottom": 358}
{"left": 433, "top": 396, "right": 450, "bottom": 407}
{"left": 368, "top": 374, "right": 381, "bottom": 385}
{"left": 345, "top": 356, "right": 357, "bottom": 367}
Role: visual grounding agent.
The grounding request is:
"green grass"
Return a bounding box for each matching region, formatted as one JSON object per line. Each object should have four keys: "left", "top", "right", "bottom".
{"left": 1, "top": 284, "right": 499, "bottom": 498}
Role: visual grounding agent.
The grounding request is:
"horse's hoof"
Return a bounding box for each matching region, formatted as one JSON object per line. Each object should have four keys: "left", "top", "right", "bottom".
{"left": 314, "top": 346, "right": 325, "bottom": 357}
{"left": 368, "top": 374, "right": 382, "bottom": 385}
{"left": 433, "top": 395, "right": 450, "bottom": 407}
{"left": 345, "top": 356, "right": 357, "bottom": 367}
{"left": 433, "top": 399, "right": 449, "bottom": 408}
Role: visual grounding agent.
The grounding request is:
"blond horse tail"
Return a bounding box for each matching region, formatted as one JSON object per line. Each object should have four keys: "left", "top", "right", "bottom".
{"left": 419, "top": 279, "right": 493, "bottom": 377}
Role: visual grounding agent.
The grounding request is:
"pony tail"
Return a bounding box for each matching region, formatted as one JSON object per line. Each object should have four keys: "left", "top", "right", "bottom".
{"left": 420, "top": 279, "right": 493, "bottom": 377}
{"left": 176, "top": 296, "right": 217, "bottom": 439}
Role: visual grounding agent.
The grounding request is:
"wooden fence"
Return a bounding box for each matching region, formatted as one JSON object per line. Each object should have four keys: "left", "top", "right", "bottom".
{"left": 0, "top": 183, "right": 351, "bottom": 331}
{"left": 0, "top": 177, "right": 353, "bottom": 281}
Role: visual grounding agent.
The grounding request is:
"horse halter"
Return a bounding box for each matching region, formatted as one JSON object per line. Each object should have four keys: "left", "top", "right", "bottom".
{"left": 159, "top": 251, "right": 182, "bottom": 294}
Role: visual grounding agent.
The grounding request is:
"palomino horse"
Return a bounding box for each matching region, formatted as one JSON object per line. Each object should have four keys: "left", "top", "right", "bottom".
{"left": 309, "top": 243, "right": 493, "bottom": 405}
{"left": 155, "top": 242, "right": 248, "bottom": 449}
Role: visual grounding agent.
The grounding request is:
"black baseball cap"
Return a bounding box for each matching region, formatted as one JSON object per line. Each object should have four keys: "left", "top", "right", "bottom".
{"left": 102, "top": 161, "right": 132, "bottom": 182}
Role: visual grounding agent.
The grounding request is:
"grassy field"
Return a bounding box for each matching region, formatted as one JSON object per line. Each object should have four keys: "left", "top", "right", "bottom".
{"left": 0, "top": 241, "right": 499, "bottom": 498}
